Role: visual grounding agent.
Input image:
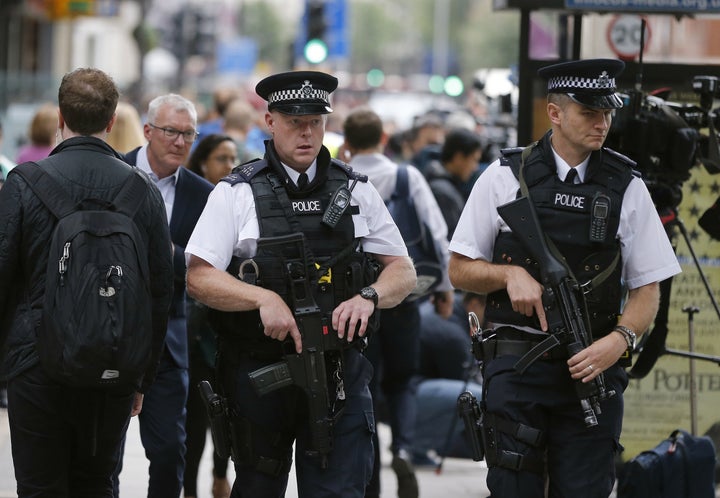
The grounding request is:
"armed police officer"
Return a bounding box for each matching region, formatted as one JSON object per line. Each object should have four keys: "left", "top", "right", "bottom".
{"left": 185, "top": 70, "right": 416, "bottom": 498}
{"left": 448, "top": 59, "right": 681, "bottom": 498}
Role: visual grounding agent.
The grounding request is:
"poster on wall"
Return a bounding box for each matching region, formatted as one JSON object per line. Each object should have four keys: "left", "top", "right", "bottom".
{"left": 621, "top": 160, "right": 720, "bottom": 459}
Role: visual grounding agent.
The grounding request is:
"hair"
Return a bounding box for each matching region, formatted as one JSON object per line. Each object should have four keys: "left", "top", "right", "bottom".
{"left": 106, "top": 101, "right": 146, "bottom": 153}
{"left": 58, "top": 68, "right": 119, "bottom": 136}
{"left": 441, "top": 128, "right": 482, "bottom": 163}
{"left": 146, "top": 94, "right": 198, "bottom": 125}
{"left": 343, "top": 107, "right": 384, "bottom": 150}
{"left": 185, "top": 134, "right": 235, "bottom": 178}
{"left": 28, "top": 103, "right": 59, "bottom": 145}
{"left": 212, "top": 87, "right": 242, "bottom": 115}
{"left": 548, "top": 93, "right": 572, "bottom": 108}
{"left": 223, "top": 98, "right": 255, "bottom": 132}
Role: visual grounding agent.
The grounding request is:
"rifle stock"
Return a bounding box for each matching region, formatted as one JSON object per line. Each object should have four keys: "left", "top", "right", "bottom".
{"left": 497, "top": 196, "right": 615, "bottom": 427}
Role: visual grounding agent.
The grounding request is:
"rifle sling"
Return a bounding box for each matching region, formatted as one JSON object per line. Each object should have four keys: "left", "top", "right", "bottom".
{"left": 519, "top": 145, "right": 620, "bottom": 292}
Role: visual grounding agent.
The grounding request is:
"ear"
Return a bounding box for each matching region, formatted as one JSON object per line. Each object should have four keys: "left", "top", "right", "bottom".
{"left": 106, "top": 113, "right": 117, "bottom": 134}
{"left": 57, "top": 109, "right": 65, "bottom": 132}
{"left": 143, "top": 122, "right": 153, "bottom": 141}
{"left": 265, "top": 112, "right": 274, "bottom": 133}
{"left": 547, "top": 102, "right": 563, "bottom": 125}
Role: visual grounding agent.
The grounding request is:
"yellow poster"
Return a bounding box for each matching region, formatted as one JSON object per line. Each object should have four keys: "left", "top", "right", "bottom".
{"left": 621, "top": 162, "right": 720, "bottom": 459}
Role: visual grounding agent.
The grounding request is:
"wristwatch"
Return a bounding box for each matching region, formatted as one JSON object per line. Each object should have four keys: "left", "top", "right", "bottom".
{"left": 359, "top": 286, "right": 379, "bottom": 307}
{"left": 614, "top": 325, "right": 637, "bottom": 350}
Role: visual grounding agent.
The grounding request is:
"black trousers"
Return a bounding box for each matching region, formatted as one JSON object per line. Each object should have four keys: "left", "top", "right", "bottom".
{"left": 8, "top": 363, "right": 134, "bottom": 498}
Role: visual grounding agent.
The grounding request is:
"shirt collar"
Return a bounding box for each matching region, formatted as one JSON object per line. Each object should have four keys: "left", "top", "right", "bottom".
{"left": 284, "top": 160, "right": 318, "bottom": 185}
{"left": 550, "top": 145, "right": 590, "bottom": 183}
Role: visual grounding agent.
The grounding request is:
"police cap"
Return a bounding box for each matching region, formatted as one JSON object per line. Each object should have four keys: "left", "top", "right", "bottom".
{"left": 538, "top": 58, "right": 625, "bottom": 109}
{"left": 255, "top": 70, "right": 338, "bottom": 116}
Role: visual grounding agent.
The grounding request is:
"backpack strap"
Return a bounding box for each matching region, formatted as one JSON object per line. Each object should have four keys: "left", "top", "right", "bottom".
{"left": 10, "top": 162, "right": 77, "bottom": 219}
{"left": 112, "top": 169, "right": 149, "bottom": 219}
{"left": 12, "top": 162, "right": 148, "bottom": 220}
{"left": 394, "top": 164, "right": 410, "bottom": 199}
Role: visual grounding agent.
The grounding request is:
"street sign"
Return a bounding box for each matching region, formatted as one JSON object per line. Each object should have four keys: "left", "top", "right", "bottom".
{"left": 607, "top": 15, "right": 651, "bottom": 61}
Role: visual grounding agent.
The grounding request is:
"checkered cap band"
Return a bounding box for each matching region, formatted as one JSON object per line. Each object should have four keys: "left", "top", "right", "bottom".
{"left": 268, "top": 85, "right": 330, "bottom": 105}
{"left": 548, "top": 72, "right": 616, "bottom": 92}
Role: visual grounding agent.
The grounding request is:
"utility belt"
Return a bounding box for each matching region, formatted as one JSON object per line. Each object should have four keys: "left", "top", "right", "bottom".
{"left": 475, "top": 326, "right": 569, "bottom": 364}
{"left": 475, "top": 326, "right": 631, "bottom": 368}
{"left": 218, "top": 333, "right": 367, "bottom": 365}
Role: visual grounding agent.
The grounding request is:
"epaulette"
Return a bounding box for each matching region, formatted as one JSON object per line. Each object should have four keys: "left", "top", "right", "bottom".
{"left": 331, "top": 158, "right": 369, "bottom": 183}
{"left": 603, "top": 147, "right": 642, "bottom": 178}
{"left": 500, "top": 146, "right": 524, "bottom": 156}
{"left": 219, "top": 158, "right": 266, "bottom": 185}
{"left": 499, "top": 146, "right": 525, "bottom": 167}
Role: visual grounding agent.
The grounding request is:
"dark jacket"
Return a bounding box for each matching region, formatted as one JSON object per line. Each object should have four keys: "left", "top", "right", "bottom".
{"left": 0, "top": 137, "right": 174, "bottom": 391}
{"left": 124, "top": 146, "right": 214, "bottom": 369}
{"left": 423, "top": 159, "right": 466, "bottom": 239}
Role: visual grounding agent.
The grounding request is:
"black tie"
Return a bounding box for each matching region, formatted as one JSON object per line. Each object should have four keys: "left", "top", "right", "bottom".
{"left": 564, "top": 168, "right": 578, "bottom": 184}
{"left": 297, "top": 172, "right": 309, "bottom": 189}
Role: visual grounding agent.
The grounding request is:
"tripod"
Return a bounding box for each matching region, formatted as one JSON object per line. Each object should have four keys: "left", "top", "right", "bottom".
{"left": 629, "top": 209, "right": 720, "bottom": 433}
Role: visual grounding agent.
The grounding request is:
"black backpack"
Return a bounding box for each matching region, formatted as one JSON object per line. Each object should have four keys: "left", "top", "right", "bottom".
{"left": 12, "top": 163, "right": 153, "bottom": 391}
{"left": 386, "top": 164, "right": 444, "bottom": 300}
{"left": 617, "top": 428, "right": 716, "bottom": 498}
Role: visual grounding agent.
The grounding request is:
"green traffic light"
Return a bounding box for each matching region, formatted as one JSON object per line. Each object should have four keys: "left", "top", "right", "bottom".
{"left": 444, "top": 76, "right": 464, "bottom": 97}
{"left": 366, "top": 69, "right": 385, "bottom": 87}
{"left": 428, "top": 75, "right": 445, "bottom": 94}
{"left": 304, "top": 38, "right": 328, "bottom": 64}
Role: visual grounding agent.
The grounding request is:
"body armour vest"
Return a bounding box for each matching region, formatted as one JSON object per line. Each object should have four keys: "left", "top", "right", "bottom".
{"left": 486, "top": 132, "right": 637, "bottom": 337}
{"left": 209, "top": 144, "right": 375, "bottom": 346}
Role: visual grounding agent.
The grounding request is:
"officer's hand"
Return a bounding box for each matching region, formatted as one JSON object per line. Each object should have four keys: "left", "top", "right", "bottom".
{"left": 259, "top": 291, "right": 303, "bottom": 353}
{"left": 332, "top": 295, "right": 375, "bottom": 342}
{"left": 505, "top": 266, "right": 548, "bottom": 331}
{"left": 568, "top": 332, "right": 627, "bottom": 383}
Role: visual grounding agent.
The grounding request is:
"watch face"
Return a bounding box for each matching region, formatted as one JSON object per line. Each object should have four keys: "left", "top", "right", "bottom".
{"left": 361, "top": 287, "right": 377, "bottom": 303}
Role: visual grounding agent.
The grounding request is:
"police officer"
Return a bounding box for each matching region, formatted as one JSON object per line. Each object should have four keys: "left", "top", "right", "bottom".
{"left": 448, "top": 59, "right": 681, "bottom": 498}
{"left": 185, "top": 70, "right": 417, "bottom": 498}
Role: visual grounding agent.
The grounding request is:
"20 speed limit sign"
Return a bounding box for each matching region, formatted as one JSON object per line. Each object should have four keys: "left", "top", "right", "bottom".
{"left": 607, "top": 15, "right": 651, "bottom": 61}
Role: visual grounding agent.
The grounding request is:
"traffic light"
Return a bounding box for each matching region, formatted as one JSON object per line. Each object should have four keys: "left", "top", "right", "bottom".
{"left": 304, "top": 0, "right": 327, "bottom": 64}
{"left": 306, "top": 1, "right": 326, "bottom": 42}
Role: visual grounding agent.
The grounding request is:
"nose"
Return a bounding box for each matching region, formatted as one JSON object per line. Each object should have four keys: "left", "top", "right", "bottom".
{"left": 598, "top": 113, "right": 611, "bottom": 130}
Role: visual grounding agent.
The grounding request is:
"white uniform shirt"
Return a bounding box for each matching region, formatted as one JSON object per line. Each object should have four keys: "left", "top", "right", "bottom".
{"left": 186, "top": 161, "right": 408, "bottom": 270}
{"left": 449, "top": 157, "right": 681, "bottom": 291}
{"left": 349, "top": 152, "right": 453, "bottom": 292}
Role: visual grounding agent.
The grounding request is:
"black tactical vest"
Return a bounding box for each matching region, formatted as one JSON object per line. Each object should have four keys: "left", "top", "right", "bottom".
{"left": 486, "top": 132, "right": 637, "bottom": 337}
{"left": 209, "top": 144, "right": 376, "bottom": 345}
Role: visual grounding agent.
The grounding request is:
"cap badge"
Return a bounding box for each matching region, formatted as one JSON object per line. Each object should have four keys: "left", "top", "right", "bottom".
{"left": 301, "top": 80, "right": 313, "bottom": 97}
{"left": 597, "top": 71, "right": 610, "bottom": 88}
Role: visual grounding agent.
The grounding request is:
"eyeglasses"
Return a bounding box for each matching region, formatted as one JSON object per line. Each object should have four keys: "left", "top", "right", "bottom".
{"left": 148, "top": 123, "right": 198, "bottom": 143}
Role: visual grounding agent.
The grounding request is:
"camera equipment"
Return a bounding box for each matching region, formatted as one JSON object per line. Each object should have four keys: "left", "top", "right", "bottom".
{"left": 603, "top": 20, "right": 720, "bottom": 382}
{"left": 605, "top": 74, "right": 720, "bottom": 211}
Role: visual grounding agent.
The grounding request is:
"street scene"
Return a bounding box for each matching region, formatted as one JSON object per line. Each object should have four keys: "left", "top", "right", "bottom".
{"left": 1, "top": 0, "right": 720, "bottom": 497}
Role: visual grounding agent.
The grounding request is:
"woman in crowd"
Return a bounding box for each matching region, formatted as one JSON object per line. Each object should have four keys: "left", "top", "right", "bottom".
{"left": 183, "top": 134, "right": 237, "bottom": 498}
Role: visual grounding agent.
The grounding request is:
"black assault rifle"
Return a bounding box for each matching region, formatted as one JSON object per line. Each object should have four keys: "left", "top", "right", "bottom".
{"left": 247, "top": 233, "right": 346, "bottom": 468}
{"left": 497, "top": 196, "right": 616, "bottom": 427}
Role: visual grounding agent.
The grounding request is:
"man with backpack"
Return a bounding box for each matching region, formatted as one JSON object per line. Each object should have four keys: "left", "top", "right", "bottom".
{"left": 342, "top": 107, "right": 454, "bottom": 498}
{"left": 0, "top": 67, "right": 174, "bottom": 497}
